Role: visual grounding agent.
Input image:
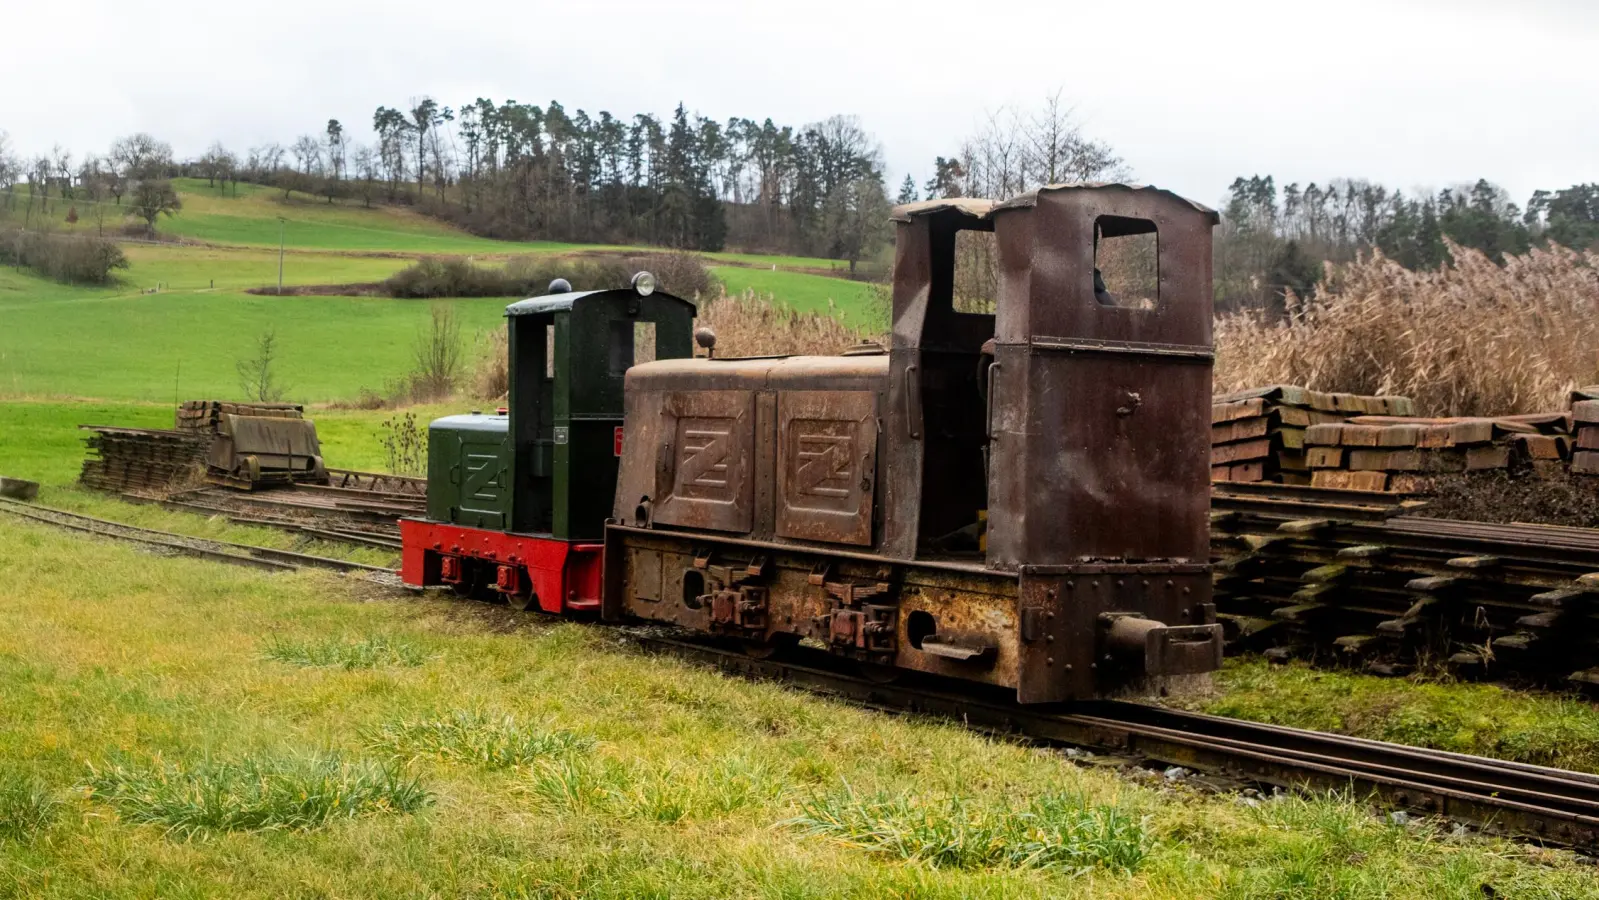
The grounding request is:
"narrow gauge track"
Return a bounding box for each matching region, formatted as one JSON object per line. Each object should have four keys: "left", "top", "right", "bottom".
{"left": 0, "top": 497, "right": 395, "bottom": 576}
{"left": 11, "top": 491, "right": 1599, "bottom": 848}
{"left": 633, "top": 634, "right": 1599, "bottom": 850}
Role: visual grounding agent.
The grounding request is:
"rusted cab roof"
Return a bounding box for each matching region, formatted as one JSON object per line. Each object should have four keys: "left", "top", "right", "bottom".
{"left": 890, "top": 197, "right": 996, "bottom": 223}
{"left": 995, "top": 182, "right": 1219, "bottom": 222}
{"left": 893, "top": 184, "right": 1217, "bottom": 225}
{"left": 625, "top": 354, "right": 888, "bottom": 392}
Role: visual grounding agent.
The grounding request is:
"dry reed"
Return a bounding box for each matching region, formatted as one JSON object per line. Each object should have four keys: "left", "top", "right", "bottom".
{"left": 1215, "top": 241, "right": 1599, "bottom": 416}
{"left": 696, "top": 288, "right": 883, "bottom": 358}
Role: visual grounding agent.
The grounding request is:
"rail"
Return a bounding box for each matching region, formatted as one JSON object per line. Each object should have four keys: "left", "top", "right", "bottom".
{"left": 0, "top": 497, "right": 395, "bottom": 576}
{"left": 633, "top": 634, "right": 1599, "bottom": 848}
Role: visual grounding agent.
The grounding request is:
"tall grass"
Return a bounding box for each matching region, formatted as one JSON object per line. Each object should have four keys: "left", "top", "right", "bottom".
{"left": 698, "top": 288, "right": 882, "bottom": 357}
{"left": 785, "top": 785, "right": 1150, "bottom": 873}
{"left": 84, "top": 752, "right": 431, "bottom": 838}
{"left": 0, "top": 771, "right": 60, "bottom": 841}
{"left": 1215, "top": 241, "right": 1599, "bottom": 415}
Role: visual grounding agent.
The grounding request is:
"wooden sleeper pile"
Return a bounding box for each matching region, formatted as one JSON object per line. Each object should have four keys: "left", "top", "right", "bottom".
{"left": 176, "top": 400, "right": 304, "bottom": 434}
{"left": 1304, "top": 413, "right": 1573, "bottom": 492}
{"left": 1212, "top": 385, "right": 1415, "bottom": 485}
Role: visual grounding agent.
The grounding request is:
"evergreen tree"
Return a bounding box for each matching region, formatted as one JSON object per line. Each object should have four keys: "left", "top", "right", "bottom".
{"left": 896, "top": 174, "right": 918, "bottom": 204}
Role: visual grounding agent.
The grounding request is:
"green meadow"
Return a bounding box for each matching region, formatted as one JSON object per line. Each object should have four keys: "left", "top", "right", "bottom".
{"left": 1, "top": 181, "right": 881, "bottom": 404}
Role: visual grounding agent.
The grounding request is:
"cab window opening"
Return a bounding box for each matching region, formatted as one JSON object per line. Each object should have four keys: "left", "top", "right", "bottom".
{"left": 1093, "top": 216, "right": 1159, "bottom": 310}
{"left": 610, "top": 320, "right": 657, "bottom": 375}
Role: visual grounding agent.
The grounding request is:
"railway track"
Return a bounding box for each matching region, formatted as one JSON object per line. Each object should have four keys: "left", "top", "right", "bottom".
{"left": 6, "top": 493, "right": 1598, "bottom": 849}
{"left": 635, "top": 634, "right": 1599, "bottom": 850}
{"left": 0, "top": 497, "right": 395, "bottom": 576}
{"left": 1211, "top": 481, "right": 1599, "bottom": 684}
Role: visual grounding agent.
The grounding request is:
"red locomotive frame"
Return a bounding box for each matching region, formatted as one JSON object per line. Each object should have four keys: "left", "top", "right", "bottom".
{"left": 399, "top": 519, "right": 602, "bottom": 614}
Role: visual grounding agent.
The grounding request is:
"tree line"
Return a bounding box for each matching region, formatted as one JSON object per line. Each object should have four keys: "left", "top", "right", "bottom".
{"left": 1215, "top": 175, "right": 1599, "bottom": 312}
{"left": 3, "top": 90, "right": 1596, "bottom": 300}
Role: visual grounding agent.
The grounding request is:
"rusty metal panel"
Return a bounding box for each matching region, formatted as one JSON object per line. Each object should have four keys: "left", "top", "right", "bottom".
{"left": 986, "top": 185, "right": 1216, "bottom": 572}
{"left": 776, "top": 391, "right": 877, "bottom": 546}
{"left": 1017, "top": 564, "right": 1214, "bottom": 703}
{"left": 651, "top": 391, "right": 755, "bottom": 534}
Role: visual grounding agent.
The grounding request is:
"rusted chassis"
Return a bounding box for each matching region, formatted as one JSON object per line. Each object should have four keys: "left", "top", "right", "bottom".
{"left": 399, "top": 519, "right": 602, "bottom": 614}
{"left": 603, "top": 525, "right": 1220, "bottom": 702}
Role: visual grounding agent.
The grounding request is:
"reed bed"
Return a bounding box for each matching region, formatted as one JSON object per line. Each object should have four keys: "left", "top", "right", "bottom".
{"left": 1215, "top": 241, "right": 1599, "bottom": 416}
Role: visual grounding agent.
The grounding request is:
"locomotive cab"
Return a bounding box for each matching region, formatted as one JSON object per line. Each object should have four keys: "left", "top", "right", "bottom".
{"left": 401, "top": 275, "right": 695, "bottom": 611}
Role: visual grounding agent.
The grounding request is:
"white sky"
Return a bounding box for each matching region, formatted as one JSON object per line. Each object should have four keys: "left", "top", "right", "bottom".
{"left": 4, "top": 0, "right": 1595, "bottom": 209}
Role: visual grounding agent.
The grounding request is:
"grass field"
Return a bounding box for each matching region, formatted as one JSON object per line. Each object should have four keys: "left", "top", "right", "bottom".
{"left": 159, "top": 179, "right": 592, "bottom": 255}
{"left": 0, "top": 269, "right": 508, "bottom": 401}
{"left": 0, "top": 180, "right": 875, "bottom": 403}
{"left": 0, "top": 519, "right": 1592, "bottom": 898}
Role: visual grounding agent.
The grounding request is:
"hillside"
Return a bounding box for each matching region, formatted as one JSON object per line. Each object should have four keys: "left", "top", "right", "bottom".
{"left": 0, "top": 181, "right": 881, "bottom": 404}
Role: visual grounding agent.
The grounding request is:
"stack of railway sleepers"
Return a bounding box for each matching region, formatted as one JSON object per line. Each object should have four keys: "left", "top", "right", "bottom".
{"left": 1211, "top": 386, "right": 1415, "bottom": 485}
{"left": 1210, "top": 481, "right": 1599, "bottom": 687}
{"left": 1304, "top": 413, "right": 1573, "bottom": 492}
{"left": 79, "top": 426, "right": 209, "bottom": 493}
{"left": 175, "top": 400, "right": 305, "bottom": 433}
{"left": 1572, "top": 390, "right": 1599, "bottom": 475}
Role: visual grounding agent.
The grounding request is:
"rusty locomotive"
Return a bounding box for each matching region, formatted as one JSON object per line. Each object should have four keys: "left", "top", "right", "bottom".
{"left": 401, "top": 183, "right": 1224, "bottom": 702}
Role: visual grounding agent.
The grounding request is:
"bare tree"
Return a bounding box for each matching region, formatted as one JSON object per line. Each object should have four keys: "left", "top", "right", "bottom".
{"left": 78, "top": 156, "right": 111, "bottom": 235}
{"left": 409, "top": 303, "right": 463, "bottom": 400}
{"left": 958, "top": 90, "right": 1125, "bottom": 201}
{"left": 200, "top": 142, "right": 236, "bottom": 189}
{"left": 109, "top": 133, "right": 173, "bottom": 182}
{"left": 351, "top": 144, "right": 378, "bottom": 208}
{"left": 290, "top": 135, "right": 324, "bottom": 177}
{"left": 236, "top": 329, "right": 287, "bottom": 401}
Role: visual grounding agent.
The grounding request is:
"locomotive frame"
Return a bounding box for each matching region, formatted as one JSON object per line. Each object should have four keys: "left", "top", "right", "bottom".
{"left": 402, "top": 182, "right": 1225, "bottom": 703}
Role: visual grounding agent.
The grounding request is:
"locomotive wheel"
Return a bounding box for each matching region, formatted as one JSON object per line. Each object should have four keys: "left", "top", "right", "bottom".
{"left": 505, "top": 590, "right": 538, "bottom": 612}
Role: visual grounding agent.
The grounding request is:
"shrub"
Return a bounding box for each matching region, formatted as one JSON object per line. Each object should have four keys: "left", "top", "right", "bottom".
{"left": 379, "top": 411, "right": 427, "bottom": 475}
{"left": 1215, "top": 240, "right": 1599, "bottom": 416}
{"left": 84, "top": 752, "right": 430, "bottom": 838}
{"left": 382, "top": 252, "right": 713, "bottom": 300}
{"left": 0, "top": 227, "right": 128, "bottom": 284}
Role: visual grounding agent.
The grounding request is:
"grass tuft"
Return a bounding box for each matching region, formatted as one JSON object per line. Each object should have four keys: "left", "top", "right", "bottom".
{"left": 363, "top": 711, "right": 593, "bottom": 769}
{"left": 0, "top": 771, "right": 61, "bottom": 841}
{"left": 84, "top": 752, "right": 431, "bottom": 838}
{"left": 785, "top": 784, "right": 1150, "bottom": 873}
{"left": 263, "top": 634, "right": 430, "bottom": 670}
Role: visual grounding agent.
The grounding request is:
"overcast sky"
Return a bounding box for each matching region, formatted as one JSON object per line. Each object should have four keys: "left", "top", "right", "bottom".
{"left": 5, "top": 0, "right": 1595, "bottom": 208}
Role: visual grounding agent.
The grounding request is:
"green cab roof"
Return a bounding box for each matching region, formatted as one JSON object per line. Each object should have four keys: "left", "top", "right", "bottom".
{"left": 504, "top": 287, "right": 697, "bottom": 318}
